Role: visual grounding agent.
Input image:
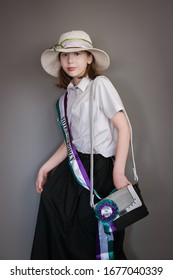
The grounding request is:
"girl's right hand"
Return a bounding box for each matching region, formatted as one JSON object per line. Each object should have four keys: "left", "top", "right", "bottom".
{"left": 36, "top": 168, "right": 48, "bottom": 193}
{"left": 35, "top": 141, "right": 68, "bottom": 193}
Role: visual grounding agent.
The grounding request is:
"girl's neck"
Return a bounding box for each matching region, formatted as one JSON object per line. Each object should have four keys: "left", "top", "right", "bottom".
{"left": 73, "top": 77, "right": 81, "bottom": 86}
{"left": 73, "top": 74, "right": 88, "bottom": 86}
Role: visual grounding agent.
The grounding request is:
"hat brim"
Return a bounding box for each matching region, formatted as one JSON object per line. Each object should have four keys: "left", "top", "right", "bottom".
{"left": 41, "top": 47, "right": 110, "bottom": 77}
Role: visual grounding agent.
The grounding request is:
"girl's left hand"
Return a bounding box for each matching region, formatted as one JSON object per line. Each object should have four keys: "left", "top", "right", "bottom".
{"left": 113, "top": 170, "right": 131, "bottom": 190}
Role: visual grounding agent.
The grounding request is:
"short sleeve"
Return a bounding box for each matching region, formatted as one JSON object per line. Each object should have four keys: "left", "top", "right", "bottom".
{"left": 94, "top": 76, "right": 124, "bottom": 119}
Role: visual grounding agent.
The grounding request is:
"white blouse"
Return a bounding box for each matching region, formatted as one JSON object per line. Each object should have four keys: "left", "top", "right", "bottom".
{"left": 66, "top": 76, "right": 124, "bottom": 157}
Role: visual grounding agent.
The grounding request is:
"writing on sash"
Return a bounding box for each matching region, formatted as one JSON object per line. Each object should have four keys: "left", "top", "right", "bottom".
{"left": 61, "top": 116, "right": 75, "bottom": 162}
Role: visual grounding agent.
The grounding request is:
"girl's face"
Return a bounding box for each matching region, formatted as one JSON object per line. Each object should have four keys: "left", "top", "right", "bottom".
{"left": 60, "top": 51, "right": 93, "bottom": 85}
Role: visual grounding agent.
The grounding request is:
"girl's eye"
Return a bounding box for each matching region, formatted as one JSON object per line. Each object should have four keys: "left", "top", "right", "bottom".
{"left": 74, "top": 52, "right": 80, "bottom": 56}
{"left": 61, "top": 53, "right": 68, "bottom": 58}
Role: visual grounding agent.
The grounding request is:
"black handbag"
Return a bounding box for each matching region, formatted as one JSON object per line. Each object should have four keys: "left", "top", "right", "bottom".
{"left": 89, "top": 78, "right": 149, "bottom": 231}
{"left": 94, "top": 183, "right": 149, "bottom": 231}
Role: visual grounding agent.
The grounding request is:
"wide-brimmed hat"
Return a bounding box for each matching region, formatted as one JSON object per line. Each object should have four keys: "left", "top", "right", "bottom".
{"left": 41, "top": 30, "right": 110, "bottom": 77}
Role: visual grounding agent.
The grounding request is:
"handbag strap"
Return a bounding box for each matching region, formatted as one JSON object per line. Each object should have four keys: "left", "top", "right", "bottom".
{"left": 89, "top": 78, "right": 139, "bottom": 207}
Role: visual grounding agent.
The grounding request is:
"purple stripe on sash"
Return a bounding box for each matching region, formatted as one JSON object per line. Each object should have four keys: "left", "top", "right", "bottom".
{"left": 110, "top": 221, "right": 117, "bottom": 232}
{"left": 96, "top": 224, "right": 101, "bottom": 260}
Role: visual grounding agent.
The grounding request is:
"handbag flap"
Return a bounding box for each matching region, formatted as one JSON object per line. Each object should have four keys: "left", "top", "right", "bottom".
{"left": 107, "top": 186, "right": 134, "bottom": 212}
{"left": 105, "top": 184, "right": 142, "bottom": 214}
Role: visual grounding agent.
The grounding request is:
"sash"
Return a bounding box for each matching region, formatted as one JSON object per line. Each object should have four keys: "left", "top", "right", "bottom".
{"left": 56, "top": 92, "right": 101, "bottom": 198}
{"left": 56, "top": 92, "right": 115, "bottom": 260}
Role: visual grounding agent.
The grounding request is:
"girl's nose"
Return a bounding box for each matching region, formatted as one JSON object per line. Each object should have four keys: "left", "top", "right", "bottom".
{"left": 68, "top": 53, "right": 74, "bottom": 64}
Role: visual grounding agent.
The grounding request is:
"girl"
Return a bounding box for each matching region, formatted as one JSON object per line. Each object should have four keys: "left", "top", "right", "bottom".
{"left": 31, "top": 30, "right": 131, "bottom": 260}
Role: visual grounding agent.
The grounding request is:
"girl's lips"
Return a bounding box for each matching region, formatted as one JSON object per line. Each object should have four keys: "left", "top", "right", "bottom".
{"left": 67, "top": 67, "right": 76, "bottom": 71}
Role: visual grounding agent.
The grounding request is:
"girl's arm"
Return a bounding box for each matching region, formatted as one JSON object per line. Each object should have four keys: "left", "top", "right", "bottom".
{"left": 111, "top": 111, "right": 131, "bottom": 189}
{"left": 36, "top": 141, "right": 68, "bottom": 193}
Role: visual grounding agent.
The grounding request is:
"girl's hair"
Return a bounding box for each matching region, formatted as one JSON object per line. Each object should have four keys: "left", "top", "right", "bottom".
{"left": 56, "top": 52, "right": 101, "bottom": 89}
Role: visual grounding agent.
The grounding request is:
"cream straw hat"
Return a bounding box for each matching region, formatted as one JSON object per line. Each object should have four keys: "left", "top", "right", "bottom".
{"left": 41, "top": 30, "right": 110, "bottom": 77}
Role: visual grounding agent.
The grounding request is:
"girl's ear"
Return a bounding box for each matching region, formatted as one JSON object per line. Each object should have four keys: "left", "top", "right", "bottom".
{"left": 87, "top": 53, "right": 93, "bottom": 65}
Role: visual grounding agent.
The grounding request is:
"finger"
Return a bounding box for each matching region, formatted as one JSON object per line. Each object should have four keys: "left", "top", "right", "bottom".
{"left": 36, "top": 181, "right": 43, "bottom": 193}
{"left": 126, "top": 180, "right": 132, "bottom": 186}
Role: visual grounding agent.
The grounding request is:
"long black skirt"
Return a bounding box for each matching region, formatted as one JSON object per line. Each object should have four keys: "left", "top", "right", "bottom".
{"left": 31, "top": 152, "right": 126, "bottom": 260}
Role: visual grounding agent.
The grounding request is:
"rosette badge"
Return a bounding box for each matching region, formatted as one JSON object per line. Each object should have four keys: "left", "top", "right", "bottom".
{"left": 95, "top": 199, "right": 119, "bottom": 223}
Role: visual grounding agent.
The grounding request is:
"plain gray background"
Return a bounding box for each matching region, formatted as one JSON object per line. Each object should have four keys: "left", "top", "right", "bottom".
{"left": 0, "top": 0, "right": 173, "bottom": 259}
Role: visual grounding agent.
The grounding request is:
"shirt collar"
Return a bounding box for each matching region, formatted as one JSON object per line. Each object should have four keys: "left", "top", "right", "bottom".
{"left": 67, "top": 76, "right": 91, "bottom": 94}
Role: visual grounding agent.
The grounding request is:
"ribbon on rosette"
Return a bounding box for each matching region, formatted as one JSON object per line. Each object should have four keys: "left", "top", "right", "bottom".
{"left": 95, "top": 199, "right": 119, "bottom": 259}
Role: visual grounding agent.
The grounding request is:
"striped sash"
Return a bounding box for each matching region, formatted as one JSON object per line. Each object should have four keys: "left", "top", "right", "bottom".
{"left": 56, "top": 92, "right": 116, "bottom": 260}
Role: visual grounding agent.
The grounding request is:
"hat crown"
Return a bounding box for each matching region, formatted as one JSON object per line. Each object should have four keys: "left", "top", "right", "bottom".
{"left": 58, "top": 30, "right": 93, "bottom": 49}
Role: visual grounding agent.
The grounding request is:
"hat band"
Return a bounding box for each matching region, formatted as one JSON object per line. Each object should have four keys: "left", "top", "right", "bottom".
{"left": 52, "top": 38, "right": 93, "bottom": 51}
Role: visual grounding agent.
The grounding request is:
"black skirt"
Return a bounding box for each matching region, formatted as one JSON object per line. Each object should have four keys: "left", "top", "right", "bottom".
{"left": 31, "top": 152, "right": 126, "bottom": 260}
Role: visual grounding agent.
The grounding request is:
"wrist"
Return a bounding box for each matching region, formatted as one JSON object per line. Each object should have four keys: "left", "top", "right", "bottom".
{"left": 113, "top": 165, "right": 125, "bottom": 176}
{"left": 39, "top": 165, "right": 49, "bottom": 175}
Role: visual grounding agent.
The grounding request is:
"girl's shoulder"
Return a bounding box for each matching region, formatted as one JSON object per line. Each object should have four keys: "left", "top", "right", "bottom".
{"left": 93, "top": 75, "right": 115, "bottom": 90}
{"left": 93, "top": 75, "right": 110, "bottom": 84}
{"left": 93, "top": 75, "right": 116, "bottom": 92}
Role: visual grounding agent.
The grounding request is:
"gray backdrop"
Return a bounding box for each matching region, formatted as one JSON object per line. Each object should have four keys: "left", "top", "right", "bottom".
{"left": 0, "top": 0, "right": 173, "bottom": 259}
